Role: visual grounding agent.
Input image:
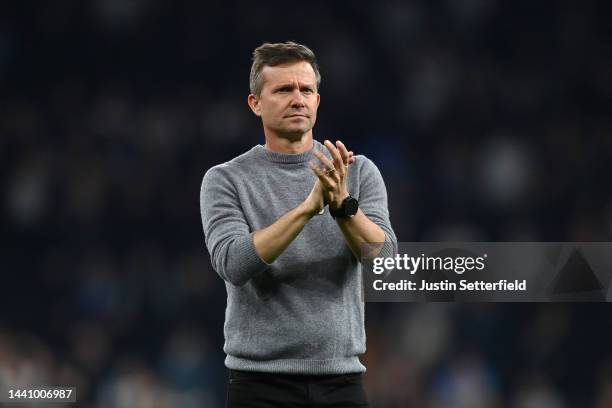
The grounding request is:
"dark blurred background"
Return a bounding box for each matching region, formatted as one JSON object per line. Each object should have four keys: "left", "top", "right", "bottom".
{"left": 1, "top": 0, "right": 611, "bottom": 407}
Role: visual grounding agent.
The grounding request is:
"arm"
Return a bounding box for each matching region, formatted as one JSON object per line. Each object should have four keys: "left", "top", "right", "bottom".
{"left": 311, "top": 140, "right": 397, "bottom": 259}
{"left": 253, "top": 181, "right": 324, "bottom": 264}
{"left": 252, "top": 151, "right": 356, "bottom": 263}
{"left": 200, "top": 165, "right": 325, "bottom": 286}
{"left": 335, "top": 209, "right": 385, "bottom": 259}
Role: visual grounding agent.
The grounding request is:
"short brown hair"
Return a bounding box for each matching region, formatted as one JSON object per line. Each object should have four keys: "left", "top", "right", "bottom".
{"left": 249, "top": 41, "right": 321, "bottom": 96}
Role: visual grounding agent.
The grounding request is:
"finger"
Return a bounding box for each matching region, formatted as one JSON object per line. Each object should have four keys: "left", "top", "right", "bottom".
{"left": 336, "top": 141, "right": 351, "bottom": 174}
{"left": 324, "top": 139, "right": 345, "bottom": 176}
{"left": 313, "top": 150, "right": 336, "bottom": 175}
{"left": 309, "top": 161, "right": 334, "bottom": 189}
{"left": 314, "top": 150, "right": 341, "bottom": 182}
{"left": 335, "top": 140, "right": 350, "bottom": 166}
{"left": 348, "top": 151, "right": 355, "bottom": 165}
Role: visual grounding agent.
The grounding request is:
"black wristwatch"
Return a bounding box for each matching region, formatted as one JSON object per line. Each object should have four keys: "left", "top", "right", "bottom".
{"left": 329, "top": 195, "right": 359, "bottom": 219}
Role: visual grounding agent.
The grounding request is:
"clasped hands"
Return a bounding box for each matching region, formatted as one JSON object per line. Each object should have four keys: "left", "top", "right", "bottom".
{"left": 305, "top": 140, "right": 354, "bottom": 216}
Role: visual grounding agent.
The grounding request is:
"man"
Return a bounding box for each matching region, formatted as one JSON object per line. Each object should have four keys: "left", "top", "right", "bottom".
{"left": 200, "top": 41, "right": 397, "bottom": 407}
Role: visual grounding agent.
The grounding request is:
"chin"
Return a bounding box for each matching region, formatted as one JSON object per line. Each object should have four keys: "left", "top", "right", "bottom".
{"left": 280, "top": 132, "right": 308, "bottom": 142}
{"left": 278, "top": 126, "right": 312, "bottom": 141}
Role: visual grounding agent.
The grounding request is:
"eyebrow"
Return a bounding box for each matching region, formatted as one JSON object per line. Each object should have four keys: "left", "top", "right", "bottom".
{"left": 273, "top": 83, "right": 316, "bottom": 91}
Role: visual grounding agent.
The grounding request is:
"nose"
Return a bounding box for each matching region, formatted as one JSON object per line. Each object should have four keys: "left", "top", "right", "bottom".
{"left": 290, "top": 89, "right": 306, "bottom": 108}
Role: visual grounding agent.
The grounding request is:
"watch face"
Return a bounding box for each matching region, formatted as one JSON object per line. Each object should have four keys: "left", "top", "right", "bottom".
{"left": 345, "top": 197, "right": 359, "bottom": 217}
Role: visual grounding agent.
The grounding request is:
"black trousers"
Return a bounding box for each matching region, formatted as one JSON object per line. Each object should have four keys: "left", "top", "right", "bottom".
{"left": 225, "top": 369, "right": 370, "bottom": 408}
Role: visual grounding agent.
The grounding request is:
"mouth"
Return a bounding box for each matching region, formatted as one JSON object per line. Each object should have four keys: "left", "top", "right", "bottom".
{"left": 285, "top": 113, "right": 309, "bottom": 118}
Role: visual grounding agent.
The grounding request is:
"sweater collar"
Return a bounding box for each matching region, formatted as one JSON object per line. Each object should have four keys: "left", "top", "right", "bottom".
{"left": 256, "top": 140, "right": 326, "bottom": 164}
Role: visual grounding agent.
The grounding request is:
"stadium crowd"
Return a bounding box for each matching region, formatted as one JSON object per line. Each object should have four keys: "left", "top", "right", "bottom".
{"left": 1, "top": 0, "right": 611, "bottom": 406}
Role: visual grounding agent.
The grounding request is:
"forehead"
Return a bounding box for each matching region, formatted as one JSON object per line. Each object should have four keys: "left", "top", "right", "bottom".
{"left": 260, "top": 61, "right": 317, "bottom": 88}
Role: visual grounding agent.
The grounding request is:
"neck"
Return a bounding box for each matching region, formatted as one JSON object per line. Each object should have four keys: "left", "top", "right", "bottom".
{"left": 264, "top": 130, "right": 314, "bottom": 154}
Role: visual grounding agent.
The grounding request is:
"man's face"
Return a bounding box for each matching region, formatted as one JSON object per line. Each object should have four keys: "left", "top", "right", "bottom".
{"left": 248, "top": 61, "right": 320, "bottom": 140}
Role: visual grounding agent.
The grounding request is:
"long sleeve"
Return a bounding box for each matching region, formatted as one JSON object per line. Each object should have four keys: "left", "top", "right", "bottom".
{"left": 200, "top": 165, "right": 269, "bottom": 286}
{"left": 357, "top": 157, "right": 398, "bottom": 259}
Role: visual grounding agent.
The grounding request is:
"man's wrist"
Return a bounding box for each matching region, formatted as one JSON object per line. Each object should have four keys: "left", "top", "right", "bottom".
{"left": 300, "top": 200, "right": 322, "bottom": 219}
{"left": 329, "top": 194, "right": 359, "bottom": 219}
{"left": 329, "top": 193, "right": 350, "bottom": 211}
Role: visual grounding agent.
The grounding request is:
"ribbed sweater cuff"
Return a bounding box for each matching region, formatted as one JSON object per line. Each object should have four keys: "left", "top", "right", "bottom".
{"left": 229, "top": 232, "right": 269, "bottom": 285}
{"left": 377, "top": 233, "right": 397, "bottom": 259}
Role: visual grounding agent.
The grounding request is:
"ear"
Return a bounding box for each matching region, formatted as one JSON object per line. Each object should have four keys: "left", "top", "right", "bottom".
{"left": 316, "top": 92, "right": 320, "bottom": 108}
{"left": 247, "top": 94, "right": 261, "bottom": 117}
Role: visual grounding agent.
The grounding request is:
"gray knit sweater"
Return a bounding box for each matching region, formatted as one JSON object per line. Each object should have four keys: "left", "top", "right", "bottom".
{"left": 200, "top": 140, "right": 397, "bottom": 374}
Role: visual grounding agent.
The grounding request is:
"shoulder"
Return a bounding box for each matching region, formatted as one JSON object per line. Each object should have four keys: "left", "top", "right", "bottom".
{"left": 202, "top": 145, "right": 259, "bottom": 182}
{"left": 350, "top": 154, "right": 389, "bottom": 191}
{"left": 228, "top": 145, "right": 260, "bottom": 166}
{"left": 353, "top": 154, "right": 381, "bottom": 175}
{"left": 202, "top": 162, "right": 231, "bottom": 185}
